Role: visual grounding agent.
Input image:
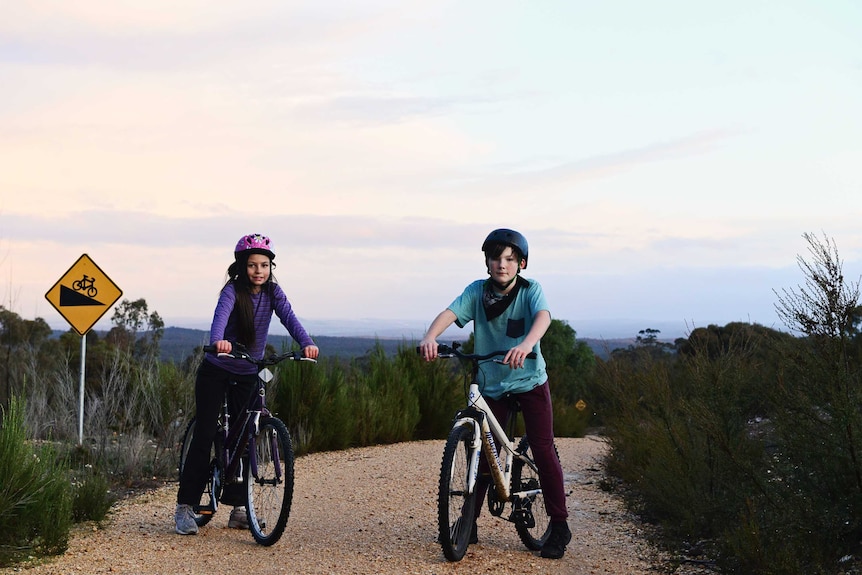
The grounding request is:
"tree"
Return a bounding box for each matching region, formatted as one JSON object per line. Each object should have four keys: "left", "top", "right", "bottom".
{"left": 636, "top": 328, "right": 661, "bottom": 346}
{"left": 543, "top": 319, "right": 596, "bottom": 404}
{"left": 774, "top": 231, "right": 860, "bottom": 339}
{"left": 0, "top": 307, "right": 54, "bottom": 406}
{"left": 106, "top": 298, "right": 164, "bottom": 359}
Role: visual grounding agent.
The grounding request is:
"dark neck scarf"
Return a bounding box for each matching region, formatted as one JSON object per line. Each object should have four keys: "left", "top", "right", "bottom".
{"left": 483, "top": 276, "right": 530, "bottom": 321}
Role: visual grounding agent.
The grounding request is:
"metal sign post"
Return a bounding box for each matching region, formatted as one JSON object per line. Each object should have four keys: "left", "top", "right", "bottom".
{"left": 79, "top": 335, "right": 86, "bottom": 443}
{"left": 45, "top": 254, "right": 122, "bottom": 445}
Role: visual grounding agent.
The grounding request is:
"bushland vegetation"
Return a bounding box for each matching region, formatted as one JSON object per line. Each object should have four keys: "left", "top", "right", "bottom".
{"left": 595, "top": 232, "right": 862, "bottom": 574}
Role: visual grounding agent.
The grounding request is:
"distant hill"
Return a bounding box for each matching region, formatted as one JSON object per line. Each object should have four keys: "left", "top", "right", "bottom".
{"left": 53, "top": 326, "right": 637, "bottom": 362}
{"left": 156, "top": 327, "right": 635, "bottom": 362}
{"left": 156, "top": 327, "right": 417, "bottom": 362}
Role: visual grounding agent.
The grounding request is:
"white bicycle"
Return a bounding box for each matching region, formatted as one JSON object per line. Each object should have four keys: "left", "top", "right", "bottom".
{"left": 428, "top": 342, "right": 552, "bottom": 561}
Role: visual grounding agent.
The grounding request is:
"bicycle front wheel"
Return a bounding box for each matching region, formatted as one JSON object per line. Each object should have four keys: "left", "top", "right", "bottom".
{"left": 438, "top": 423, "right": 477, "bottom": 562}
{"left": 246, "top": 416, "right": 294, "bottom": 546}
{"left": 511, "top": 436, "right": 552, "bottom": 550}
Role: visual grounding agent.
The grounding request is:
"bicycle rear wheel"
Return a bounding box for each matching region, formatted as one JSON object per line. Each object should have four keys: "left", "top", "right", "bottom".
{"left": 511, "top": 436, "right": 552, "bottom": 550}
{"left": 438, "top": 423, "right": 477, "bottom": 562}
{"left": 179, "top": 417, "right": 221, "bottom": 527}
{"left": 246, "top": 416, "right": 294, "bottom": 546}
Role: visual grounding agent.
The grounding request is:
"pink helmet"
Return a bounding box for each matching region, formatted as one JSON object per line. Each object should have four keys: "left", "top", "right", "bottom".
{"left": 234, "top": 233, "right": 275, "bottom": 260}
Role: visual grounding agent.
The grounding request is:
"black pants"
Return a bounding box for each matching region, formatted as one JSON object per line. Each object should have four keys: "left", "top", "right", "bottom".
{"left": 177, "top": 360, "right": 256, "bottom": 507}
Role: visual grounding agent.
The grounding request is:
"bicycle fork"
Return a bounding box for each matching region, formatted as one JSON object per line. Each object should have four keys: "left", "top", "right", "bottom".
{"left": 456, "top": 416, "right": 511, "bottom": 502}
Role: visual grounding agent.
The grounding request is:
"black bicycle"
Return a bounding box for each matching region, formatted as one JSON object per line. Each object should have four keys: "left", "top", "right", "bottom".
{"left": 178, "top": 344, "right": 315, "bottom": 545}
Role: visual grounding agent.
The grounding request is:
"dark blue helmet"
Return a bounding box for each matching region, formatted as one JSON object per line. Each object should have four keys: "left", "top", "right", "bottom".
{"left": 481, "top": 228, "right": 529, "bottom": 269}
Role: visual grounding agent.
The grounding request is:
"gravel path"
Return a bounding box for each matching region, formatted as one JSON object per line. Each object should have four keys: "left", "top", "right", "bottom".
{"left": 2, "top": 436, "right": 668, "bottom": 575}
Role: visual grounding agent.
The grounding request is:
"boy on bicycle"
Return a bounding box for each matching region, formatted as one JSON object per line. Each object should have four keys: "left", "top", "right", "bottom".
{"left": 418, "top": 228, "right": 572, "bottom": 559}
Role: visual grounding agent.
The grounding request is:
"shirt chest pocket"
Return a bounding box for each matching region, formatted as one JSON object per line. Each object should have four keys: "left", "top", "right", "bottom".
{"left": 506, "top": 318, "right": 526, "bottom": 339}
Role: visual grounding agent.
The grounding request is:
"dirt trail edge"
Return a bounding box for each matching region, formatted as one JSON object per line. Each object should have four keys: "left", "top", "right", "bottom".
{"left": 3, "top": 436, "right": 668, "bottom": 575}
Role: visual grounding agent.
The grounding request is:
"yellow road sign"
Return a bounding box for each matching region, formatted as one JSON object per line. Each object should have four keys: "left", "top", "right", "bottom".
{"left": 45, "top": 254, "right": 123, "bottom": 335}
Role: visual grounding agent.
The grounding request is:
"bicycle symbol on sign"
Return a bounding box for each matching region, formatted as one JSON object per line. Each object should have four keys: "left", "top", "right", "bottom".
{"left": 72, "top": 275, "right": 98, "bottom": 298}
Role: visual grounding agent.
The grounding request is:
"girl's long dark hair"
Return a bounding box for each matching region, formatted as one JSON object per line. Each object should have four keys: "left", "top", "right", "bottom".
{"left": 225, "top": 253, "right": 277, "bottom": 347}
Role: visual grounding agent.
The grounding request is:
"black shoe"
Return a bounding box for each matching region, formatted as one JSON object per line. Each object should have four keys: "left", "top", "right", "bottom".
{"left": 540, "top": 521, "right": 572, "bottom": 559}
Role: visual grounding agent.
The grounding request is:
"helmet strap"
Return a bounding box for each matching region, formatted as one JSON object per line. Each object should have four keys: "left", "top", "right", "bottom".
{"left": 488, "top": 276, "right": 518, "bottom": 292}
{"left": 487, "top": 270, "right": 519, "bottom": 292}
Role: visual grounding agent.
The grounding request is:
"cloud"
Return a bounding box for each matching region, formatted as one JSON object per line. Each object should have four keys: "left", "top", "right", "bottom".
{"left": 295, "top": 93, "right": 485, "bottom": 126}
{"left": 0, "top": 209, "right": 481, "bottom": 250}
{"left": 482, "top": 129, "right": 737, "bottom": 189}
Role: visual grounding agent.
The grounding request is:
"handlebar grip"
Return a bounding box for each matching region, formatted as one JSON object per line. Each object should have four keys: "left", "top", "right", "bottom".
{"left": 202, "top": 342, "right": 248, "bottom": 355}
{"left": 415, "top": 343, "right": 534, "bottom": 360}
{"left": 416, "top": 343, "right": 455, "bottom": 354}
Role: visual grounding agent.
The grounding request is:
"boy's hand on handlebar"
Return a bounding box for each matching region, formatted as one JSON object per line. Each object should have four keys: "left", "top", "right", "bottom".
{"left": 418, "top": 338, "right": 438, "bottom": 362}
{"left": 504, "top": 343, "right": 533, "bottom": 370}
{"left": 302, "top": 345, "right": 319, "bottom": 360}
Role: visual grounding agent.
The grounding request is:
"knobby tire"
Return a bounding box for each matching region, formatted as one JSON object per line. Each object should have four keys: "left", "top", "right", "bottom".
{"left": 511, "top": 436, "right": 552, "bottom": 550}
{"left": 438, "top": 423, "right": 476, "bottom": 562}
{"left": 247, "top": 416, "right": 294, "bottom": 546}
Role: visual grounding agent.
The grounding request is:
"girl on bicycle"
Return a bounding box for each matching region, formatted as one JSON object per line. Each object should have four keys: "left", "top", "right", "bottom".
{"left": 175, "top": 233, "right": 319, "bottom": 535}
{"left": 418, "top": 228, "right": 571, "bottom": 559}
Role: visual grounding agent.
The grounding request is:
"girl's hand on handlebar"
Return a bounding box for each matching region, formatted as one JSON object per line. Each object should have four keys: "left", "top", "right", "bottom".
{"left": 214, "top": 340, "right": 232, "bottom": 354}
{"left": 302, "top": 345, "right": 319, "bottom": 360}
{"left": 504, "top": 343, "right": 533, "bottom": 370}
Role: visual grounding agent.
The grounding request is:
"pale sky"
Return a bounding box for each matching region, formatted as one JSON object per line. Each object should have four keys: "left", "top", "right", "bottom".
{"left": 2, "top": 1, "right": 861, "bottom": 340}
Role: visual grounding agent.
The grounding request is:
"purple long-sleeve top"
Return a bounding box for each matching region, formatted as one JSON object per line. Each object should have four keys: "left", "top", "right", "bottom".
{"left": 204, "top": 282, "right": 315, "bottom": 375}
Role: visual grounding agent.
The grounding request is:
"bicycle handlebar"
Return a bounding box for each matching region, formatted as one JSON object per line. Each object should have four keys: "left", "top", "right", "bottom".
{"left": 203, "top": 344, "right": 317, "bottom": 365}
{"left": 416, "top": 342, "right": 537, "bottom": 362}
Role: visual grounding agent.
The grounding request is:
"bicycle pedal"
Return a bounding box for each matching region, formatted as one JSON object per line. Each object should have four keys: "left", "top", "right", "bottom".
{"left": 487, "top": 490, "right": 505, "bottom": 517}
{"left": 509, "top": 508, "right": 536, "bottom": 528}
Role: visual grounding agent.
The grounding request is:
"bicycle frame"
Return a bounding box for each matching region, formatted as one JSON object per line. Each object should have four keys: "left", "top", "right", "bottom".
{"left": 454, "top": 383, "right": 541, "bottom": 504}
{"left": 196, "top": 351, "right": 297, "bottom": 518}
{"left": 219, "top": 376, "right": 273, "bottom": 489}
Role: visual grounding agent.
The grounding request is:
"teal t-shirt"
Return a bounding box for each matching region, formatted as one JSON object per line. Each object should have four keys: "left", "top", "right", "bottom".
{"left": 447, "top": 277, "right": 549, "bottom": 399}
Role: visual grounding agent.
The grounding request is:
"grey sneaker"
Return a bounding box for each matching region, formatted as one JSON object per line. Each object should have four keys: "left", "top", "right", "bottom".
{"left": 174, "top": 504, "right": 199, "bottom": 535}
{"left": 228, "top": 506, "right": 249, "bottom": 529}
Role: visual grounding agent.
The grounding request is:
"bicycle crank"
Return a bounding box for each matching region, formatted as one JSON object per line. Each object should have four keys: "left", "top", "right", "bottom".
{"left": 509, "top": 507, "right": 536, "bottom": 528}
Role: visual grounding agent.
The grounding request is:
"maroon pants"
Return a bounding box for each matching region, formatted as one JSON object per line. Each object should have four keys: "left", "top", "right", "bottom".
{"left": 474, "top": 381, "right": 568, "bottom": 522}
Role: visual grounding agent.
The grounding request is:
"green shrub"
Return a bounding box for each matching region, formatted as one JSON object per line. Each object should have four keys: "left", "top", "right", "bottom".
{"left": 397, "top": 345, "right": 463, "bottom": 440}
{"left": 0, "top": 397, "right": 73, "bottom": 567}
{"left": 70, "top": 464, "right": 116, "bottom": 523}
{"left": 594, "top": 232, "right": 862, "bottom": 574}
{"left": 348, "top": 344, "right": 420, "bottom": 446}
{"left": 551, "top": 399, "right": 590, "bottom": 438}
{"left": 273, "top": 354, "right": 356, "bottom": 454}
{"left": 596, "top": 333, "right": 783, "bottom": 565}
